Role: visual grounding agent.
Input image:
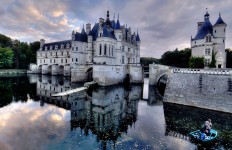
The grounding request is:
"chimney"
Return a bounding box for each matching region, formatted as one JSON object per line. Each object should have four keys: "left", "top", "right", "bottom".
{"left": 99, "top": 18, "right": 104, "bottom": 27}
{"left": 86, "top": 23, "right": 91, "bottom": 34}
{"left": 197, "top": 22, "right": 203, "bottom": 31}
{"left": 40, "top": 39, "right": 45, "bottom": 49}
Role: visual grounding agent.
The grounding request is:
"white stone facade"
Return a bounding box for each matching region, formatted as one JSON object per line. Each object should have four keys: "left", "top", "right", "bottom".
{"left": 191, "top": 11, "right": 227, "bottom": 68}
{"left": 30, "top": 10, "right": 142, "bottom": 85}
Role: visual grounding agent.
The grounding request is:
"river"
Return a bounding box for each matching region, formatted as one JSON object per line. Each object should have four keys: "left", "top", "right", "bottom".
{"left": 0, "top": 75, "right": 231, "bottom": 150}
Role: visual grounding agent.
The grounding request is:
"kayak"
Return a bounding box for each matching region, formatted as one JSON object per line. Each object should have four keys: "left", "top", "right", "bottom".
{"left": 189, "top": 129, "right": 217, "bottom": 142}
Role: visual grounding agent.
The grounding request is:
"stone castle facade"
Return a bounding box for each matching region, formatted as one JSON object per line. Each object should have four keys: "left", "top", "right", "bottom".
{"left": 29, "top": 10, "right": 143, "bottom": 86}
{"left": 191, "top": 10, "right": 227, "bottom": 68}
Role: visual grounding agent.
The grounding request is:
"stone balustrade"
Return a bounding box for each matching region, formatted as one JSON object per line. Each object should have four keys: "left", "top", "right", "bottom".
{"left": 173, "top": 68, "right": 232, "bottom": 75}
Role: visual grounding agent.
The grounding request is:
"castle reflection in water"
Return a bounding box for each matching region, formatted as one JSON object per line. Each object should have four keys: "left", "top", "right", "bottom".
{"left": 28, "top": 74, "right": 147, "bottom": 147}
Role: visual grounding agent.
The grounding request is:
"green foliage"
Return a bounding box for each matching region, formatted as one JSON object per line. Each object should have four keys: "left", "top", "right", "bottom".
{"left": 0, "top": 33, "right": 39, "bottom": 69}
{"left": 189, "top": 57, "right": 204, "bottom": 68}
{"left": 226, "top": 48, "right": 232, "bottom": 68}
{"left": 0, "top": 34, "right": 12, "bottom": 48}
{"left": 140, "top": 57, "right": 159, "bottom": 66}
{"left": 0, "top": 47, "right": 14, "bottom": 68}
{"left": 159, "top": 48, "right": 191, "bottom": 68}
{"left": 209, "top": 50, "right": 217, "bottom": 68}
{"left": 140, "top": 57, "right": 159, "bottom": 72}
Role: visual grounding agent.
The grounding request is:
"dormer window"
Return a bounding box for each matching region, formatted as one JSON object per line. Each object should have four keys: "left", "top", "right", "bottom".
{"left": 50, "top": 46, "right": 53, "bottom": 50}
{"left": 100, "top": 33, "right": 102, "bottom": 37}
{"left": 55, "top": 45, "right": 58, "bottom": 49}
{"left": 61, "top": 44, "right": 64, "bottom": 49}
{"left": 206, "top": 36, "right": 211, "bottom": 42}
{"left": 66, "top": 44, "right": 70, "bottom": 48}
{"left": 45, "top": 46, "right": 48, "bottom": 50}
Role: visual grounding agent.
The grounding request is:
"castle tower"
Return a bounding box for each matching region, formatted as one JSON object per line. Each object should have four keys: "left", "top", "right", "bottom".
{"left": 191, "top": 9, "right": 227, "bottom": 68}
{"left": 213, "top": 13, "right": 227, "bottom": 68}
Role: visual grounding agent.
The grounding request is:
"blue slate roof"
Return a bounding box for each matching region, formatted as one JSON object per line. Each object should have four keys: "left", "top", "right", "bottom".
{"left": 214, "top": 14, "right": 226, "bottom": 26}
{"left": 41, "top": 40, "right": 71, "bottom": 51}
{"left": 193, "top": 17, "right": 213, "bottom": 40}
{"left": 88, "top": 22, "right": 116, "bottom": 41}
{"left": 115, "top": 20, "right": 121, "bottom": 29}
{"left": 102, "top": 25, "right": 117, "bottom": 40}
{"left": 111, "top": 20, "right": 115, "bottom": 28}
{"left": 88, "top": 23, "right": 99, "bottom": 41}
{"left": 73, "top": 28, "right": 87, "bottom": 42}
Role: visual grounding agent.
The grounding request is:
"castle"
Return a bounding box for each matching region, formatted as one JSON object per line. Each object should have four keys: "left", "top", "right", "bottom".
{"left": 191, "top": 10, "right": 227, "bottom": 68}
{"left": 29, "top": 10, "right": 143, "bottom": 86}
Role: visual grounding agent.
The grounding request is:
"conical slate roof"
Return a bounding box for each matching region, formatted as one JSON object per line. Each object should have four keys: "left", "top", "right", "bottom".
{"left": 214, "top": 14, "right": 226, "bottom": 26}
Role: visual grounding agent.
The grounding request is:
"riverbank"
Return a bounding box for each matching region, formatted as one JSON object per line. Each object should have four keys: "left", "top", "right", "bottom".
{"left": 0, "top": 69, "right": 27, "bottom": 77}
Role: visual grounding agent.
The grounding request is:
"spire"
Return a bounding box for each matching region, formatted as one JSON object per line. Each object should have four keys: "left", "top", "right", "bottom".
{"left": 204, "top": 8, "right": 209, "bottom": 21}
{"left": 81, "top": 24, "right": 86, "bottom": 34}
{"left": 115, "top": 13, "right": 121, "bottom": 29}
{"left": 136, "top": 29, "right": 140, "bottom": 42}
{"left": 214, "top": 12, "right": 226, "bottom": 26}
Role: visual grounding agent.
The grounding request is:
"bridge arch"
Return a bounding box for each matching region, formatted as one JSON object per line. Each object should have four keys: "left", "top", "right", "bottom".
{"left": 156, "top": 73, "right": 168, "bottom": 96}
{"left": 85, "top": 67, "right": 93, "bottom": 81}
{"left": 59, "top": 65, "right": 64, "bottom": 75}
{"left": 149, "top": 64, "right": 171, "bottom": 85}
{"left": 47, "top": 65, "right": 52, "bottom": 74}
{"left": 38, "top": 65, "right": 42, "bottom": 74}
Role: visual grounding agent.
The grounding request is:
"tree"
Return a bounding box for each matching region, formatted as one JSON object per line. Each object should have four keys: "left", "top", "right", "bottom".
{"left": 159, "top": 48, "right": 191, "bottom": 68}
{"left": 0, "top": 47, "right": 14, "bottom": 68}
{"left": 226, "top": 48, "right": 232, "bottom": 68}
{"left": 209, "top": 50, "right": 217, "bottom": 68}
{"left": 0, "top": 34, "right": 12, "bottom": 48}
{"left": 189, "top": 57, "right": 204, "bottom": 68}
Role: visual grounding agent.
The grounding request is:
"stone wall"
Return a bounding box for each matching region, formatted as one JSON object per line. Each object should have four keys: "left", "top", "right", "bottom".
{"left": 93, "top": 65, "right": 143, "bottom": 86}
{"left": 129, "top": 65, "right": 144, "bottom": 84}
{"left": 93, "top": 65, "right": 127, "bottom": 86}
{"left": 71, "top": 65, "right": 92, "bottom": 82}
{"left": 164, "top": 71, "right": 232, "bottom": 113}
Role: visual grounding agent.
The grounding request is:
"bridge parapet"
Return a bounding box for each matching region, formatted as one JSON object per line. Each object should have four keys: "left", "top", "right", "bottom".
{"left": 173, "top": 68, "right": 232, "bottom": 75}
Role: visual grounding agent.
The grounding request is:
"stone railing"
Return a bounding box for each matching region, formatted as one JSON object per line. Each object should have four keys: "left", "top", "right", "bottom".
{"left": 172, "top": 68, "right": 232, "bottom": 75}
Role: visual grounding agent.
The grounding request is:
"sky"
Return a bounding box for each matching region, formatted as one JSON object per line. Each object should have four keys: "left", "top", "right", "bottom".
{"left": 0, "top": 0, "right": 232, "bottom": 58}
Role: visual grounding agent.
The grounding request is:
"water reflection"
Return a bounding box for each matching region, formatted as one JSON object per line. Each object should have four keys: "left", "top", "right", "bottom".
{"left": 30, "top": 75, "right": 143, "bottom": 149}
{"left": 0, "top": 75, "right": 232, "bottom": 149}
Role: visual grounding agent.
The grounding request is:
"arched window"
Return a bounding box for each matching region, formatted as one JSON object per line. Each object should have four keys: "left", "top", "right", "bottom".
{"left": 99, "top": 44, "right": 102, "bottom": 55}
{"left": 112, "top": 46, "right": 114, "bottom": 56}
{"left": 104, "top": 44, "right": 107, "bottom": 55}
{"left": 109, "top": 45, "right": 111, "bottom": 55}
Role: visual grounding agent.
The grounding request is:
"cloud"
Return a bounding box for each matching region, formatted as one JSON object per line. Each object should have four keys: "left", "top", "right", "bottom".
{"left": 0, "top": 0, "right": 232, "bottom": 58}
{"left": 0, "top": 101, "right": 70, "bottom": 150}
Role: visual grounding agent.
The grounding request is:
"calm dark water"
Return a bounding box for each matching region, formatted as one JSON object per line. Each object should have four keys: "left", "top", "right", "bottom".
{"left": 0, "top": 75, "right": 232, "bottom": 150}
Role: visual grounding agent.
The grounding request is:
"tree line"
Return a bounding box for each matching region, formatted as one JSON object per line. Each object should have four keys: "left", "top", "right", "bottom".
{"left": 141, "top": 48, "right": 232, "bottom": 68}
{"left": 0, "top": 34, "right": 39, "bottom": 69}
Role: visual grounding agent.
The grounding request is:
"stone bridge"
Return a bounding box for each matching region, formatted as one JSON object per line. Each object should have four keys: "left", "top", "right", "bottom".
{"left": 149, "top": 64, "right": 171, "bottom": 85}
{"left": 28, "top": 63, "right": 71, "bottom": 76}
